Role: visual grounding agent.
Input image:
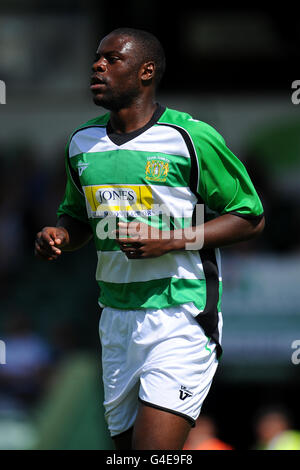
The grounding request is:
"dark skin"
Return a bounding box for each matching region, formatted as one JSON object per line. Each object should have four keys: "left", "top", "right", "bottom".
{"left": 35, "top": 32, "right": 265, "bottom": 450}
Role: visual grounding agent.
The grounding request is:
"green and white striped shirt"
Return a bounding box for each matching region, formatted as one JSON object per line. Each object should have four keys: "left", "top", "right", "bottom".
{"left": 57, "top": 104, "right": 264, "bottom": 356}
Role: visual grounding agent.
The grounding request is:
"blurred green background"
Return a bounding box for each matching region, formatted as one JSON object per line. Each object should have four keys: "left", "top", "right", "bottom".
{"left": 0, "top": 1, "right": 299, "bottom": 450}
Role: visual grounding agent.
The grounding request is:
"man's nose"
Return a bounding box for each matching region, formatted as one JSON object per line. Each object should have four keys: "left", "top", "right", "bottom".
{"left": 92, "top": 57, "right": 107, "bottom": 72}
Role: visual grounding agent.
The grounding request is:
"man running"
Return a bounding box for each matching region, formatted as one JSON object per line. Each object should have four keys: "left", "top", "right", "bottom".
{"left": 35, "top": 28, "right": 265, "bottom": 450}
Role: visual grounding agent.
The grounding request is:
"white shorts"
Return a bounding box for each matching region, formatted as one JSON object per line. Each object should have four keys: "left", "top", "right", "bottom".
{"left": 99, "top": 302, "right": 222, "bottom": 437}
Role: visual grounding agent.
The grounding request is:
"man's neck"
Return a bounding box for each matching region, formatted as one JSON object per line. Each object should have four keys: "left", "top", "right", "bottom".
{"left": 109, "top": 98, "right": 157, "bottom": 134}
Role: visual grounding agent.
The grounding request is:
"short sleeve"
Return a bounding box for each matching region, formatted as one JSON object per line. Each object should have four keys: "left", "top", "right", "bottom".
{"left": 56, "top": 144, "right": 89, "bottom": 224}
{"left": 195, "top": 126, "right": 264, "bottom": 219}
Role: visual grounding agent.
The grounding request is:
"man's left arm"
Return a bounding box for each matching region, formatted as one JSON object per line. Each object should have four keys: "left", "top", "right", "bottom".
{"left": 116, "top": 125, "right": 265, "bottom": 257}
{"left": 171, "top": 212, "right": 265, "bottom": 251}
{"left": 116, "top": 213, "right": 264, "bottom": 258}
{"left": 178, "top": 124, "right": 265, "bottom": 251}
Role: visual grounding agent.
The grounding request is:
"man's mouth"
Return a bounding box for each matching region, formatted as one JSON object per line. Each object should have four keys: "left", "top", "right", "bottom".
{"left": 90, "top": 75, "right": 107, "bottom": 90}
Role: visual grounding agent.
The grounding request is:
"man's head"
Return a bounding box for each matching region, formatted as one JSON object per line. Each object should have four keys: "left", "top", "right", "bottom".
{"left": 90, "top": 28, "right": 166, "bottom": 110}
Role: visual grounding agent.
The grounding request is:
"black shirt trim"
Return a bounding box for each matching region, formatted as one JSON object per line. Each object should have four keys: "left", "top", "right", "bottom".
{"left": 228, "top": 211, "right": 265, "bottom": 222}
{"left": 156, "top": 121, "right": 202, "bottom": 201}
{"left": 196, "top": 248, "right": 222, "bottom": 359}
{"left": 106, "top": 104, "right": 166, "bottom": 146}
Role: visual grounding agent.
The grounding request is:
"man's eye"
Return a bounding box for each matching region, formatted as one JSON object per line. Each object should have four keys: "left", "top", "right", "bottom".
{"left": 108, "top": 56, "right": 119, "bottom": 63}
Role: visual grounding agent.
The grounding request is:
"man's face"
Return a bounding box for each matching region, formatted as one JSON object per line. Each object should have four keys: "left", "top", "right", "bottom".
{"left": 90, "top": 34, "right": 142, "bottom": 111}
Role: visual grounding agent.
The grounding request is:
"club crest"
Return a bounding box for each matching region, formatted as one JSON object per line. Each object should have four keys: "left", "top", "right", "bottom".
{"left": 145, "top": 157, "right": 170, "bottom": 182}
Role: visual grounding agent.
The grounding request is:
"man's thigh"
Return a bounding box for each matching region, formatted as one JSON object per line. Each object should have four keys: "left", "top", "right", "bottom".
{"left": 113, "top": 404, "right": 191, "bottom": 450}
{"left": 132, "top": 401, "right": 192, "bottom": 450}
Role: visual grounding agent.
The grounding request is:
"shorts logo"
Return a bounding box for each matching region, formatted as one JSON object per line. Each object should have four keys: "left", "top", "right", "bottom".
{"left": 179, "top": 385, "right": 193, "bottom": 401}
{"left": 145, "top": 157, "right": 170, "bottom": 182}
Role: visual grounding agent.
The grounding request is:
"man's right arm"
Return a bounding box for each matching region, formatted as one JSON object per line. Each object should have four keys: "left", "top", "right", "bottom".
{"left": 34, "top": 214, "right": 93, "bottom": 261}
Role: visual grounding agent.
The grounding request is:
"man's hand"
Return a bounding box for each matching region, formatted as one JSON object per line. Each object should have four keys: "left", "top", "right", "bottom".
{"left": 34, "top": 227, "right": 70, "bottom": 261}
{"left": 115, "top": 214, "right": 265, "bottom": 259}
{"left": 116, "top": 221, "right": 173, "bottom": 259}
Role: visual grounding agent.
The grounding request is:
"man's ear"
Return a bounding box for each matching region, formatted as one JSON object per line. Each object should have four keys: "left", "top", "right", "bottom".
{"left": 140, "top": 61, "right": 155, "bottom": 84}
